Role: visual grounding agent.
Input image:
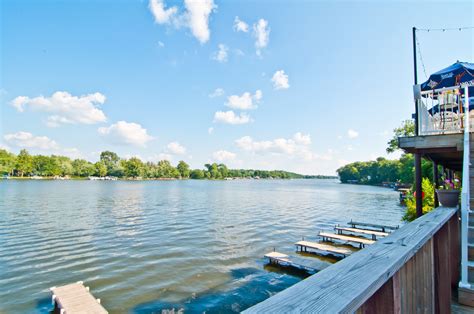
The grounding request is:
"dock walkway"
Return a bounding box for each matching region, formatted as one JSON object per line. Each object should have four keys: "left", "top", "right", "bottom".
{"left": 334, "top": 226, "right": 389, "bottom": 240}
{"left": 50, "top": 281, "right": 107, "bottom": 314}
{"left": 264, "top": 251, "right": 329, "bottom": 274}
{"left": 348, "top": 220, "right": 399, "bottom": 232}
{"left": 318, "top": 232, "right": 375, "bottom": 248}
{"left": 295, "top": 240, "right": 354, "bottom": 257}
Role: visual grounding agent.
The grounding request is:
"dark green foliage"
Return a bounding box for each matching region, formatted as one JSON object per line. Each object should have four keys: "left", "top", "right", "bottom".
{"left": 337, "top": 154, "right": 435, "bottom": 185}
{"left": 0, "top": 149, "right": 324, "bottom": 180}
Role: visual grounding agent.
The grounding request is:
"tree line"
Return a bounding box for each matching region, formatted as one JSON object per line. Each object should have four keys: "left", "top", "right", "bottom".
{"left": 0, "top": 149, "right": 331, "bottom": 180}
{"left": 336, "top": 154, "right": 435, "bottom": 185}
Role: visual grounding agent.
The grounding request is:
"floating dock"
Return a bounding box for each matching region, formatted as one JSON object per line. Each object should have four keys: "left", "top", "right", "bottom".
{"left": 295, "top": 240, "right": 353, "bottom": 258}
{"left": 318, "top": 232, "right": 375, "bottom": 248}
{"left": 348, "top": 220, "right": 399, "bottom": 232}
{"left": 264, "top": 251, "right": 329, "bottom": 274}
{"left": 50, "top": 281, "right": 107, "bottom": 314}
{"left": 334, "top": 226, "right": 389, "bottom": 240}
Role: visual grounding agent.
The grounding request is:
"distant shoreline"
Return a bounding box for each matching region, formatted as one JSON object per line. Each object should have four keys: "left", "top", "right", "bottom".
{"left": 2, "top": 176, "right": 338, "bottom": 181}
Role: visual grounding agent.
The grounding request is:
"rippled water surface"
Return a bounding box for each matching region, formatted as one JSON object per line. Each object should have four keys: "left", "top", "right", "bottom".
{"left": 0, "top": 179, "right": 404, "bottom": 313}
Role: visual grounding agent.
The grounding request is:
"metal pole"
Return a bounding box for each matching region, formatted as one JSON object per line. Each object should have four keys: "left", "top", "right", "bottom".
{"left": 460, "top": 85, "right": 471, "bottom": 288}
{"left": 433, "top": 161, "right": 439, "bottom": 207}
{"left": 413, "top": 26, "right": 423, "bottom": 217}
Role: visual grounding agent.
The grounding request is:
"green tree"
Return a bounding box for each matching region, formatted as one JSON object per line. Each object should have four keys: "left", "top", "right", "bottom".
{"left": 72, "top": 159, "right": 96, "bottom": 177}
{"left": 16, "top": 149, "right": 33, "bottom": 177}
{"left": 94, "top": 161, "right": 107, "bottom": 177}
{"left": 54, "top": 156, "right": 73, "bottom": 176}
{"left": 190, "top": 169, "right": 205, "bottom": 179}
{"left": 218, "top": 163, "right": 228, "bottom": 178}
{"left": 100, "top": 151, "right": 120, "bottom": 175}
{"left": 0, "top": 149, "right": 16, "bottom": 175}
{"left": 386, "top": 120, "right": 415, "bottom": 154}
{"left": 177, "top": 160, "right": 190, "bottom": 178}
{"left": 209, "top": 163, "right": 221, "bottom": 179}
{"left": 32, "top": 155, "right": 60, "bottom": 176}
{"left": 124, "top": 157, "right": 144, "bottom": 178}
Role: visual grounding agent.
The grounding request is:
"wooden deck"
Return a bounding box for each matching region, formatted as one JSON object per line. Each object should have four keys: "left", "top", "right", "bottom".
{"left": 295, "top": 240, "right": 354, "bottom": 257}
{"left": 244, "top": 207, "right": 459, "bottom": 313}
{"left": 50, "top": 281, "right": 107, "bottom": 314}
{"left": 335, "top": 226, "right": 389, "bottom": 240}
{"left": 348, "top": 220, "right": 399, "bottom": 232}
{"left": 264, "top": 251, "right": 329, "bottom": 274}
{"left": 318, "top": 232, "right": 375, "bottom": 248}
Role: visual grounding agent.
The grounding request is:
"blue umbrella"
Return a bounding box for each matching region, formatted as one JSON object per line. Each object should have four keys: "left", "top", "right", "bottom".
{"left": 420, "top": 61, "right": 474, "bottom": 91}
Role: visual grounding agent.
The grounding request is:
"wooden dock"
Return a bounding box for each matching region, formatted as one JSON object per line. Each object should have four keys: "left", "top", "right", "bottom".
{"left": 264, "top": 251, "right": 329, "bottom": 274}
{"left": 334, "top": 226, "right": 389, "bottom": 240}
{"left": 318, "top": 232, "right": 375, "bottom": 248}
{"left": 295, "top": 240, "right": 354, "bottom": 257}
{"left": 348, "top": 220, "right": 399, "bottom": 232}
{"left": 50, "top": 281, "right": 107, "bottom": 314}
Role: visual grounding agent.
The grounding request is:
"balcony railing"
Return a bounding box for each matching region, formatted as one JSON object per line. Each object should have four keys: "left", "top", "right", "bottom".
{"left": 417, "top": 86, "right": 472, "bottom": 136}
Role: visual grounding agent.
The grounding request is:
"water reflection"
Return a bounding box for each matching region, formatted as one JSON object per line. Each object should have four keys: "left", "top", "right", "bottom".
{"left": 0, "top": 179, "right": 403, "bottom": 312}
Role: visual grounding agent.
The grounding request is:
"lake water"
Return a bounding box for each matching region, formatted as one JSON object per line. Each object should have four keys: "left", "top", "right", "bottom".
{"left": 0, "top": 179, "right": 404, "bottom": 313}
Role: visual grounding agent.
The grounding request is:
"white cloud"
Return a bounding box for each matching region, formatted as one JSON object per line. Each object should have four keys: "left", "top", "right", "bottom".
{"left": 233, "top": 16, "right": 248, "bottom": 32}
{"left": 235, "top": 132, "right": 316, "bottom": 160}
{"left": 225, "top": 90, "right": 262, "bottom": 110}
{"left": 11, "top": 91, "right": 107, "bottom": 126}
{"left": 212, "top": 150, "right": 236, "bottom": 162}
{"left": 158, "top": 41, "right": 165, "bottom": 47}
{"left": 4, "top": 131, "right": 59, "bottom": 150}
{"left": 253, "top": 18, "right": 270, "bottom": 56}
{"left": 347, "top": 129, "right": 359, "bottom": 139}
{"left": 148, "top": 0, "right": 215, "bottom": 44}
{"left": 149, "top": 0, "right": 178, "bottom": 24}
{"left": 214, "top": 111, "right": 251, "bottom": 125}
{"left": 208, "top": 127, "right": 214, "bottom": 134}
{"left": 209, "top": 88, "right": 224, "bottom": 98}
{"left": 98, "top": 121, "right": 154, "bottom": 147}
{"left": 271, "top": 70, "right": 289, "bottom": 90}
{"left": 293, "top": 132, "right": 311, "bottom": 145}
{"left": 183, "top": 0, "right": 215, "bottom": 44}
{"left": 166, "top": 141, "right": 186, "bottom": 155}
{"left": 213, "top": 44, "right": 228, "bottom": 63}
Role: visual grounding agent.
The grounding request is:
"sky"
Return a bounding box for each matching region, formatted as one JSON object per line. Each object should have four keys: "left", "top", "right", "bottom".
{"left": 0, "top": 0, "right": 473, "bottom": 175}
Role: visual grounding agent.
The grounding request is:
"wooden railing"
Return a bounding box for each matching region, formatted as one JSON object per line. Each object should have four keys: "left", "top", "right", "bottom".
{"left": 244, "top": 207, "right": 460, "bottom": 313}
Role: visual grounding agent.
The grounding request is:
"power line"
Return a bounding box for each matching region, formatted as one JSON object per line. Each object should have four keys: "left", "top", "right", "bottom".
{"left": 415, "top": 36, "right": 428, "bottom": 79}
{"left": 413, "top": 25, "right": 473, "bottom": 79}
{"left": 416, "top": 26, "right": 474, "bottom": 32}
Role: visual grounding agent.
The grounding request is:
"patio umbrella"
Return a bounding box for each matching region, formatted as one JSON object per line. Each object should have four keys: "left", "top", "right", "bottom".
{"left": 420, "top": 61, "right": 474, "bottom": 92}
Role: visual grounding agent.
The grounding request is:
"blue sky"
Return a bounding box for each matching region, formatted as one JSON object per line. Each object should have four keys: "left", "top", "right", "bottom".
{"left": 0, "top": 0, "right": 472, "bottom": 175}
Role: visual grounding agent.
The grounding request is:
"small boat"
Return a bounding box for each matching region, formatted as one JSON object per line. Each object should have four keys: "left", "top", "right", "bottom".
{"left": 399, "top": 188, "right": 410, "bottom": 205}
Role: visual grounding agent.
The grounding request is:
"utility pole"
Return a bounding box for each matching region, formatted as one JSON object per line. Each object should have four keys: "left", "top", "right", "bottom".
{"left": 413, "top": 26, "right": 423, "bottom": 218}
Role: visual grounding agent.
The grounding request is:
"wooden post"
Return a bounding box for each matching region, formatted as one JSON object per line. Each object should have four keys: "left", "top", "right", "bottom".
{"left": 433, "top": 161, "right": 439, "bottom": 207}
{"left": 415, "top": 154, "right": 423, "bottom": 217}
{"left": 434, "top": 221, "right": 451, "bottom": 313}
{"left": 412, "top": 27, "right": 423, "bottom": 218}
{"left": 356, "top": 277, "right": 396, "bottom": 313}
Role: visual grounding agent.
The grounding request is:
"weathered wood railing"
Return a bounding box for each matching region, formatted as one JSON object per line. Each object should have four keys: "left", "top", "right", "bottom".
{"left": 244, "top": 207, "right": 460, "bottom": 313}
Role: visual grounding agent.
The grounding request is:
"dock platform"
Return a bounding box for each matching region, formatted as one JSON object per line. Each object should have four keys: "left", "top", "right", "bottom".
{"left": 318, "top": 232, "right": 375, "bottom": 248}
{"left": 50, "top": 281, "right": 107, "bottom": 314}
{"left": 348, "top": 220, "right": 399, "bottom": 232}
{"left": 295, "top": 240, "right": 354, "bottom": 257}
{"left": 334, "top": 226, "right": 389, "bottom": 240}
{"left": 264, "top": 251, "right": 329, "bottom": 274}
